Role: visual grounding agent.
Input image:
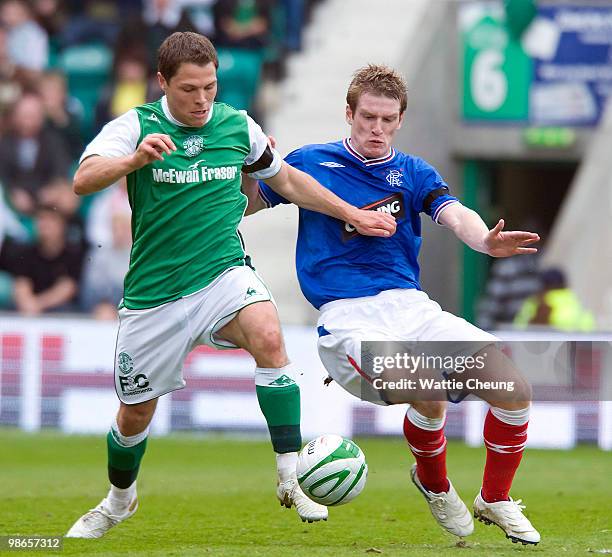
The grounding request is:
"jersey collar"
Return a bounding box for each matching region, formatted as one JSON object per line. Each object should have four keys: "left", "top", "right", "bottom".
{"left": 161, "top": 95, "right": 214, "bottom": 127}
{"left": 343, "top": 138, "right": 396, "bottom": 166}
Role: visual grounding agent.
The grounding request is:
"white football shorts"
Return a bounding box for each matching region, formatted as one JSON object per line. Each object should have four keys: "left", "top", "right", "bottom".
{"left": 114, "top": 265, "right": 272, "bottom": 404}
{"left": 316, "top": 289, "right": 497, "bottom": 405}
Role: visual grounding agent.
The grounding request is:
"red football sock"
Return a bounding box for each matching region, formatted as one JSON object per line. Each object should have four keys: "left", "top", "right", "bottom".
{"left": 482, "top": 408, "right": 529, "bottom": 502}
{"left": 403, "top": 409, "right": 449, "bottom": 493}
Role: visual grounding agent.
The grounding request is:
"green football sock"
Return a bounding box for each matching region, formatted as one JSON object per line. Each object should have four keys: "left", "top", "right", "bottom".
{"left": 256, "top": 382, "right": 302, "bottom": 454}
{"left": 107, "top": 429, "right": 148, "bottom": 488}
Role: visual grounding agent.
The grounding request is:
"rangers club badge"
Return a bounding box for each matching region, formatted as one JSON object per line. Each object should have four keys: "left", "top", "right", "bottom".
{"left": 386, "top": 169, "right": 403, "bottom": 187}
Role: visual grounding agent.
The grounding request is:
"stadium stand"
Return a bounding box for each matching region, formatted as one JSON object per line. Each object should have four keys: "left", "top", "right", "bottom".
{"left": 0, "top": 0, "right": 318, "bottom": 319}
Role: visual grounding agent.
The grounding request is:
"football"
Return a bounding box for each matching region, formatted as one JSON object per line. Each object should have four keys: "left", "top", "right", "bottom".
{"left": 296, "top": 434, "right": 368, "bottom": 506}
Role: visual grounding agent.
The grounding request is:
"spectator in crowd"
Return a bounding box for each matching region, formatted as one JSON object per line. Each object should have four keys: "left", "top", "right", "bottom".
{"left": 94, "top": 53, "right": 160, "bottom": 130}
{"left": 182, "top": 0, "right": 216, "bottom": 37}
{"left": 139, "top": 0, "right": 196, "bottom": 69}
{"left": 0, "top": 92, "right": 72, "bottom": 215}
{"left": 213, "top": 0, "right": 272, "bottom": 50}
{"left": 0, "top": 24, "right": 21, "bottom": 116}
{"left": 37, "top": 177, "right": 80, "bottom": 220}
{"left": 514, "top": 268, "right": 595, "bottom": 332}
{"left": 32, "top": 0, "right": 67, "bottom": 44}
{"left": 0, "top": 239, "right": 15, "bottom": 308}
{"left": 282, "top": 0, "right": 304, "bottom": 51}
{"left": 38, "top": 69, "right": 84, "bottom": 159}
{"left": 12, "top": 204, "right": 84, "bottom": 315}
{"left": 0, "top": 0, "right": 49, "bottom": 85}
{"left": 0, "top": 186, "right": 28, "bottom": 308}
{"left": 81, "top": 180, "right": 131, "bottom": 319}
{"left": 59, "top": 0, "right": 122, "bottom": 47}
{"left": 476, "top": 253, "right": 542, "bottom": 330}
{"left": 476, "top": 218, "right": 544, "bottom": 330}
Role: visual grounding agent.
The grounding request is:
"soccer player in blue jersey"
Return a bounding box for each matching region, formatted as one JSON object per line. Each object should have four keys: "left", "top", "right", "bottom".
{"left": 245, "top": 65, "right": 541, "bottom": 545}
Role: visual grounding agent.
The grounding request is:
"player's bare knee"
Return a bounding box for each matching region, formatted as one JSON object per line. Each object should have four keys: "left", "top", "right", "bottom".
{"left": 410, "top": 400, "right": 447, "bottom": 419}
{"left": 249, "top": 328, "right": 286, "bottom": 364}
{"left": 117, "top": 400, "right": 156, "bottom": 435}
{"left": 482, "top": 374, "right": 531, "bottom": 410}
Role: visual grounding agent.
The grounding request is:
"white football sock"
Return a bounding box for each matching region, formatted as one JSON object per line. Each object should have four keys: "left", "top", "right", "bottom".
{"left": 276, "top": 452, "right": 298, "bottom": 483}
{"left": 108, "top": 482, "right": 136, "bottom": 513}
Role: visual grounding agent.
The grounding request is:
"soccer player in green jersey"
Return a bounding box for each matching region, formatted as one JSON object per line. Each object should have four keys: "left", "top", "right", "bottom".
{"left": 65, "top": 32, "right": 396, "bottom": 539}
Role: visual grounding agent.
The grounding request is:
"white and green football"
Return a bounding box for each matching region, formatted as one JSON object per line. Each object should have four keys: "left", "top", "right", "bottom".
{"left": 296, "top": 434, "right": 368, "bottom": 506}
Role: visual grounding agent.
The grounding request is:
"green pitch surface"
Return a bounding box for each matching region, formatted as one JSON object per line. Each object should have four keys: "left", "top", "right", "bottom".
{"left": 1, "top": 429, "right": 610, "bottom": 557}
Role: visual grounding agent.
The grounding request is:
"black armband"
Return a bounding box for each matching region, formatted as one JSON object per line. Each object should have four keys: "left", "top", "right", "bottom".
{"left": 422, "top": 186, "right": 450, "bottom": 213}
{"left": 243, "top": 145, "right": 274, "bottom": 174}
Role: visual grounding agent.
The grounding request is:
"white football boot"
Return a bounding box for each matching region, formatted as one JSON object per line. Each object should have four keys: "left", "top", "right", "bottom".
{"left": 410, "top": 464, "right": 474, "bottom": 538}
{"left": 65, "top": 495, "right": 138, "bottom": 539}
{"left": 473, "top": 491, "right": 541, "bottom": 545}
{"left": 277, "top": 474, "right": 328, "bottom": 523}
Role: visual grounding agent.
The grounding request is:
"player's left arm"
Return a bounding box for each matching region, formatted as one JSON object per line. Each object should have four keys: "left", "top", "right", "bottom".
{"left": 438, "top": 203, "right": 540, "bottom": 257}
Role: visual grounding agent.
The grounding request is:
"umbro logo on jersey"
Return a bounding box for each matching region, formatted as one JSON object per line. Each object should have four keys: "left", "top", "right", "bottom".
{"left": 342, "top": 192, "right": 405, "bottom": 241}
{"left": 319, "top": 161, "right": 345, "bottom": 168}
{"left": 147, "top": 114, "right": 160, "bottom": 123}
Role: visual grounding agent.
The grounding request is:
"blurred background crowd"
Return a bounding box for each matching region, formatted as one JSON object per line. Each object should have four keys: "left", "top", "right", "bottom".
{"left": 0, "top": 0, "right": 321, "bottom": 319}
{"left": 0, "top": 0, "right": 604, "bottom": 334}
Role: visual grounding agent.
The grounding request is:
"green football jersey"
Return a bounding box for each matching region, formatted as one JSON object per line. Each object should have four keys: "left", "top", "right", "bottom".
{"left": 124, "top": 100, "right": 252, "bottom": 309}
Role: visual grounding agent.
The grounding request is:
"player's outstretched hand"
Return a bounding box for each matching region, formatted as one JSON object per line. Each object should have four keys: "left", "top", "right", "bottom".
{"left": 350, "top": 209, "right": 397, "bottom": 238}
{"left": 484, "top": 219, "right": 540, "bottom": 257}
{"left": 131, "top": 133, "right": 177, "bottom": 169}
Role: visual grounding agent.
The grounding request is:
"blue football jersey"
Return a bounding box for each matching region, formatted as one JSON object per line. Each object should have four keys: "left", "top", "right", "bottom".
{"left": 258, "top": 139, "right": 459, "bottom": 309}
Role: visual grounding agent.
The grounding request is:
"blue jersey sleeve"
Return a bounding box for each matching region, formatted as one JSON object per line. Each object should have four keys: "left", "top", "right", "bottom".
{"left": 257, "top": 148, "right": 305, "bottom": 208}
{"left": 411, "top": 157, "right": 459, "bottom": 223}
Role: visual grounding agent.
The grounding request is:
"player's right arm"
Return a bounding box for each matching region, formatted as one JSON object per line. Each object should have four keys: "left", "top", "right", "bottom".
{"left": 72, "top": 110, "right": 176, "bottom": 196}
{"left": 74, "top": 135, "right": 176, "bottom": 195}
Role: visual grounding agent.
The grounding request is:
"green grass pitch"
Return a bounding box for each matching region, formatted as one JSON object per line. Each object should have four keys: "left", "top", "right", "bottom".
{"left": 1, "top": 428, "right": 610, "bottom": 556}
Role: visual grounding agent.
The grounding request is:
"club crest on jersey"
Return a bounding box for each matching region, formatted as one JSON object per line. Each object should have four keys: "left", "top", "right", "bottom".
{"left": 342, "top": 192, "right": 405, "bottom": 241}
{"left": 386, "top": 169, "right": 403, "bottom": 187}
{"left": 183, "top": 135, "right": 204, "bottom": 157}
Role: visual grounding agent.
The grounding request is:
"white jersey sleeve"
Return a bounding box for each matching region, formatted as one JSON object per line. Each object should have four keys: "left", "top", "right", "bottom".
{"left": 243, "top": 113, "right": 282, "bottom": 180}
{"left": 79, "top": 110, "right": 141, "bottom": 164}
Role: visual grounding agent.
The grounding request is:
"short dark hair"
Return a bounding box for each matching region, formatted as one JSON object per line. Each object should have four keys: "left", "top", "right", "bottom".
{"left": 157, "top": 32, "right": 218, "bottom": 82}
{"left": 346, "top": 64, "right": 408, "bottom": 115}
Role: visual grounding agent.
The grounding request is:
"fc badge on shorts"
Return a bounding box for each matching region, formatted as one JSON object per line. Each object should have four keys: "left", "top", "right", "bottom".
{"left": 117, "top": 352, "right": 134, "bottom": 375}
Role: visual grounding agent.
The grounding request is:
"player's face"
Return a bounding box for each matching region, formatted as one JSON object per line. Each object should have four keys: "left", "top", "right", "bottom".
{"left": 158, "top": 62, "right": 218, "bottom": 127}
{"left": 346, "top": 92, "right": 404, "bottom": 159}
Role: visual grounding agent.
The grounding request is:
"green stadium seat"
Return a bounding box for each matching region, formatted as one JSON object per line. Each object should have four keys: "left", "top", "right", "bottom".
{"left": 216, "top": 48, "right": 264, "bottom": 111}
{"left": 58, "top": 43, "right": 113, "bottom": 141}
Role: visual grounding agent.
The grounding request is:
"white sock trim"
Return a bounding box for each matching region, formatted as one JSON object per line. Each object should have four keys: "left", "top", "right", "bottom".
{"left": 406, "top": 406, "right": 445, "bottom": 432}
{"left": 255, "top": 363, "right": 297, "bottom": 387}
{"left": 111, "top": 419, "right": 149, "bottom": 447}
{"left": 490, "top": 405, "right": 530, "bottom": 426}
